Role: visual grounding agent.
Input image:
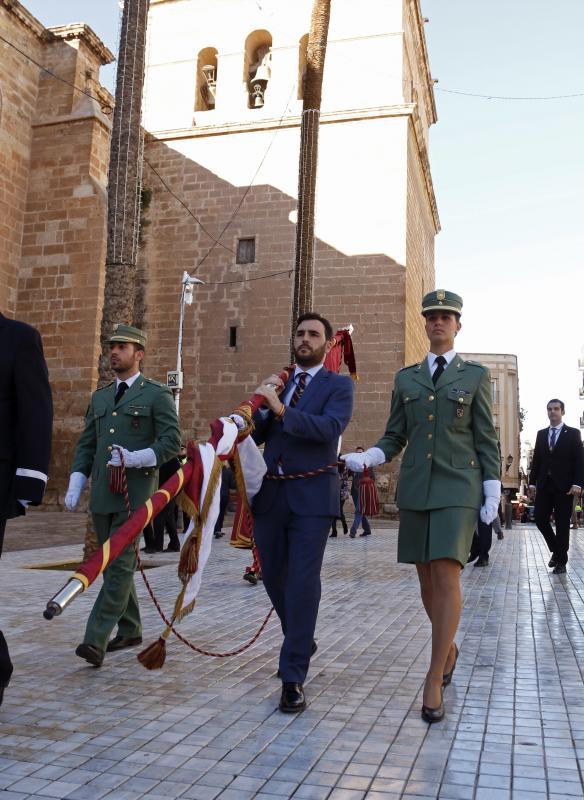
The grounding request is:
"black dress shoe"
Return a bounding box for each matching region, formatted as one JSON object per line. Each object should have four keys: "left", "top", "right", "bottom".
{"left": 164, "top": 545, "right": 180, "bottom": 552}
{"left": 75, "top": 643, "right": 104, "bottom": 667}
{"left": 243, "top": 571, "right": 258, "bottom": 585}
{"left": 548, "top": 556, "right": 557, "bottom": 568}
{"left": 359, "top": 531, "right": 371, "bottom": 537}
{"left": 553, "top": 564, "right": 567, "bottom": 574}
{"left": 349, "top": 532, "right": 356, "bottom": 538}
{"left": 329, "top": 531, "right": 337, "bottom": 538}
{"left": 140, "top": 546, "right": 157, "bottom": 554}
{"left": 475, "top": 556, "right": 489, "bottom": 567}
{"left": 442, "top": 643, "right": 459, "bottom": 687}
{"left": 497, "top": 532, "right": 504, "bottom": 540}
{"left": 106, "top": 635, "right": 143, "bottom": 652}
{"left": 279, "top": 682, "right": 306, "bottom": 713}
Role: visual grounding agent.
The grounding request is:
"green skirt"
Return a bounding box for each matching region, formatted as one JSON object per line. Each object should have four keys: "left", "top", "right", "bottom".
{"left": 397, "top": 507, "right": 478, "bottom": 567}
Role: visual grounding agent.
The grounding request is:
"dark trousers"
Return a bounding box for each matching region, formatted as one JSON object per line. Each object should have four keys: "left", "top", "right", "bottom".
{"left": 0, "top": 519, "right": 14, "bottom": 693}
{"left": 253, "top": 484, "right": 331, "bottom": 684}
{"left": 331, "top": 499, "right": 348, "bottom": 534}
{"left": 214, "top": 475, "right": 230, "bottom": 533}
{"left": 153, "top": 500, "right": 179, "bottom": 549}
{"left": 469, "top": 518, "right": 493, "bottom": 561}
{"left": 534, "top": 480, "right": 572, "bottom": 564}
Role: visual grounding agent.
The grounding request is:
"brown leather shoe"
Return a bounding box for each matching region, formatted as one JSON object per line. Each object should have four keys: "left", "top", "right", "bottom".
{"left": 75, "top": 643, "right": 104, "bottom": 667}
{"left": 279, "top": 683, "right": 306, "bottom": 713}
{"left": 106, "top": 635, "right": 143, "bottom": 652}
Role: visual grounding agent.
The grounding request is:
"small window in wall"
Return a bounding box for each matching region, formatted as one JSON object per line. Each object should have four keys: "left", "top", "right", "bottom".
{"left": 229, "top": 326, "right": 238, "bottom": 347}
{"left": 236, "top": 237, "right": 256, "bottom": 264}
{"left": 195, "top": 47, "right": 218, "bottom": 112}
{"left": 298, "top": 34, "right": 309, "bottom": 100}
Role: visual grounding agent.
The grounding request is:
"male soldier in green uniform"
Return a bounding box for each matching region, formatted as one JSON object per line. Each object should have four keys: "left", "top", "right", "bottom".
{"left": 344, "top": 291, "right": 500, "bottom": 723}
{"left": 65, "top": 325, "right": 180, "bottom": 666}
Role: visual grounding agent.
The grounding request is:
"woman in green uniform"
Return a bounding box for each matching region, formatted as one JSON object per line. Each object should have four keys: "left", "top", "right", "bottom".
{"left": 344, "top": 291, "right": 500, "bottom": 722}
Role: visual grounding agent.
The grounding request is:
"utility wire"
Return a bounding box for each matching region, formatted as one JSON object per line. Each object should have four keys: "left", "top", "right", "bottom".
{"left": 435, "top": 87, "right": 584, "bottom": 101}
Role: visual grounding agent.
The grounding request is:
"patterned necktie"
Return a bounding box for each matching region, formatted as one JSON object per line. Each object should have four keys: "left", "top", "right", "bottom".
{"left": 288, "top": 372, "right": 308, "bottom": 408}
{"left": 114, "top": 381, "right": 128, "bottom": 405}
{"left": 432, "top": 355, "right": 446, "bottom": 386}
{"left": 549, "top": 427, "right": 558, "bottom": 450}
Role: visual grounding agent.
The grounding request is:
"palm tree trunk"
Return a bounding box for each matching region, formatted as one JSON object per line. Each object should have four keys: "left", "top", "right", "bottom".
{"left": 98, "top": 0, "right": 150, "bottom": 385}
{"left": 291, "top": 0, "right": 332, "bottom": 340}
{"left": 86, "top": 0, "right": 149, "bottom": 560}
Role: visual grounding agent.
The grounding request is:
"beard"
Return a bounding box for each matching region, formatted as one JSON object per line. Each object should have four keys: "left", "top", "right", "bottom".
{"left": 294, "top": 341, "right": 327, "bottom": 367}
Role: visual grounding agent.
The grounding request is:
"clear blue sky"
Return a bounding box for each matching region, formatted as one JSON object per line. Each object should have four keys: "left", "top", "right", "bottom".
{"left": 26, "top": 0, "right": 584, "bottom": 446}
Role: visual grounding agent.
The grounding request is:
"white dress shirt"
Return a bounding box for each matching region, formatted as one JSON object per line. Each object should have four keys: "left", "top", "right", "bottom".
{"left": 116, "top": 371, "right": 141, "bottom": 391}
{"left": 427, "top": 349, "right": 456, "bottom": 376}
{"left": 281, "top": 364, "right": 324, "bottom": 406}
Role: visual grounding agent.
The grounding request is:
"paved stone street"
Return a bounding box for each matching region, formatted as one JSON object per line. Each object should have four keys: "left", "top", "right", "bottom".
{"left": 1, "top": 516, "right": 584, "bottom": 800}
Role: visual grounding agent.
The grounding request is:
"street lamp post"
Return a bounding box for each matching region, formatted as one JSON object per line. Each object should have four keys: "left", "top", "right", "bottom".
{"left": 167, "top": 271, "right": 205, "bottom": 415}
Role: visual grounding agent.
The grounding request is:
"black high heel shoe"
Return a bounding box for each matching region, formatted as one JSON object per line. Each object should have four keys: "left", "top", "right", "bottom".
{"left": 421, "top": 678, "right": 445, "bottom": 723}
{"left": 442, "top": 643, "right": 459, "bottom": 687}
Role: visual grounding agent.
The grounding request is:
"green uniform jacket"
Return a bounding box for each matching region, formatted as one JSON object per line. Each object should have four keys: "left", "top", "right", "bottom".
{"left": 71, "top": 375, "right": 181, "bottom": 514}
{"left": 374, "top": 356, "right": 500, "bottom": 511}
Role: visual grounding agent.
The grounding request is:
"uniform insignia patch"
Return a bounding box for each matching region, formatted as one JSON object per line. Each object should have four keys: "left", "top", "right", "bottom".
{"left": 456, "top": 407, "right": 464, "bottom": 418}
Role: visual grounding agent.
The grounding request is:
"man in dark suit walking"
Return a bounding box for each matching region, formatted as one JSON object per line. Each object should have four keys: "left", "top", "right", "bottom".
{"left": 529, "top": 399, "right": 584, "bottom": 574}
{"left": 0, "top": 313, "right": 53, "bottom": 704}
{"left": 252, "top": 313, "right": 354, "bottom": 713}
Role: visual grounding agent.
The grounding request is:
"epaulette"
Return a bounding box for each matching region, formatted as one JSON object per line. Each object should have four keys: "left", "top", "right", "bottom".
{"left": 398, "top": 362, "right": 420, "bottom": 372}
{"left": 144, "top": 376, "right": 166, "bottom": 388}
{"left": 464, "top": 360, "right": 487, "bottom": 369}
{"left": 95, "top": 381, "right": 115, "bottom": 391}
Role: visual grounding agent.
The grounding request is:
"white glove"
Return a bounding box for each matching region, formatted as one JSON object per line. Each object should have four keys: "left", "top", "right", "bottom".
{"left": 229, "top": 414, "right": 247, "bottom": 431}
{"left": 65, "top": 472, "right": 88, "bottom": 511}
{"left": 480, "top": 480, "right": 501, "bottom": 525}
{"left": 342, "top": 446, "right": 385, "bottom": 473}
{"left": 108, "top": 446, "right": 156, "bottom": 469}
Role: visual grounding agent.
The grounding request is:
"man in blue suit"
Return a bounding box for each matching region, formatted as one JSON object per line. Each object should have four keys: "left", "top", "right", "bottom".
{"left": 252, "top": 313, "right": 354, "bottom": 713}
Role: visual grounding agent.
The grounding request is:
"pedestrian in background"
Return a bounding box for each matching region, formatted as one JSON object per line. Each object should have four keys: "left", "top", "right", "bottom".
{"left": 528, "top": 399, "right": 584, "bottom": 574}
{"left": 330, "top": 460, "right": 349, "bottom": 537}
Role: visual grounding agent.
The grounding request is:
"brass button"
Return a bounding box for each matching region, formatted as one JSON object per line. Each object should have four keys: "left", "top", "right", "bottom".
{"left": 426, "top": 453, "right": 432, "bottom": 459}
{"left": 144, "top": 471, "right": 149, "bottom": 476}
{"left": 428, "top": 414, "right": 434, "bottom": 421}
{"left": 470, "top": 460, "right": 475, "bottom": 466}
{"left": 134, "top": 411, "right": 139, "bottom": 416}
{"left": 112, "top": 411, "right": 117, "bottom": 417}
{"left": 458, "top": 397, "right": 464, "bottom": 403}
{"left": 428, "top": 433, "right": 433, "bottom": 439}
{"left": 109, "top": 428, "right": 115, "bottom": 433}
{"left": 107, "top": 445, "right": 112, "bottom": 451}
{"left": 428, "top": 395, "right": 435, "bottom": 401}
{"left": 405, "top": 396, "right": 410, "bottom": 402}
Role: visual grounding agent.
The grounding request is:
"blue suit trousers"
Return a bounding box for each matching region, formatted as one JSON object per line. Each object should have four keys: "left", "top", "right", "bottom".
{"left": 253, "top": 483, "right": 332, "bottom": 684}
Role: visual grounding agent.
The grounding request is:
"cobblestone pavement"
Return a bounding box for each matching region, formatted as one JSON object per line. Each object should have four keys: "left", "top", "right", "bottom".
{"left": 1, "top": 518, "right": 584, "bottom": 800}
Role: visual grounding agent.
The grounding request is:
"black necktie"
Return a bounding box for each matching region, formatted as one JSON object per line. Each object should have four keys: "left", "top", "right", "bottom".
{"left": 115, "top": 381, "right": 128, "bottom": 405}
{"left": 432, "top": 356, "right": 446, "bottom": 385}
{"left": 289, "top": 372, "right": 308, "bottom": 408}
{"left": 549, "top": 427, "right": 558, "bottom": 450}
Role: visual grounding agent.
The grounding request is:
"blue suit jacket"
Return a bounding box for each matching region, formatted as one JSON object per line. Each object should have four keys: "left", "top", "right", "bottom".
{"left": 252, "top": 368, "right": 354, "bottom": 517}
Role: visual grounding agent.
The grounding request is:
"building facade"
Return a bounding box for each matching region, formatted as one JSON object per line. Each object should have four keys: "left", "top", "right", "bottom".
{"left": 460, "top": 352, "right": 521, "bottom": 493}
{"left": 141, "top": 0, "right": 440, "bottom": 493}
{"left": 0, "top": 0, "right": 114, "bottom": 504}
{"left": 1, "top": 0, "right": 440, "bottom": 504}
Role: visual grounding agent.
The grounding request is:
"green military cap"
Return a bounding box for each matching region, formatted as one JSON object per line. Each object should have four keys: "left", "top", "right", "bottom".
{"left": 421, "top": 289, "right": 463, "bottom": 316}
{"left": 108, "top": 323, "right": 147, "bottom": 348}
